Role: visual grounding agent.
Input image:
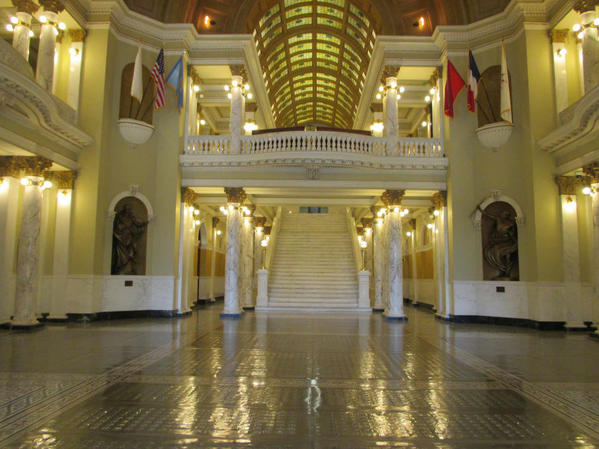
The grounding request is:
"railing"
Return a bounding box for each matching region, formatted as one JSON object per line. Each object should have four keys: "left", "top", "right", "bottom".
{"left": 184, "top": 131, "right": 444, "bottom": 157}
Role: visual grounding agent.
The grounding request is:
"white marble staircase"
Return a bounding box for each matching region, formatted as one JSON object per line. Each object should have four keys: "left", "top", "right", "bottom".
{"left": 268, "top": 212, "right": 358, "bottom": 309}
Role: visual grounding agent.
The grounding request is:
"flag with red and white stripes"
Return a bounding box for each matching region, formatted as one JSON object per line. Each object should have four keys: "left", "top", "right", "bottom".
{"left": 151, "top": 49, "right": 166, "bottom": 110}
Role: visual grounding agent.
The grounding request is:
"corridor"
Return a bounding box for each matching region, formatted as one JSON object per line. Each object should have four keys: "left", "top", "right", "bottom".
{"left": 1, "top": 306, "right": 598, "bottom": 448}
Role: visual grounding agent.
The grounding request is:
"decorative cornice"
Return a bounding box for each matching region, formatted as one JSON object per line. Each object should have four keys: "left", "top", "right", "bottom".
{"left": 573, "top": 0, "right": 599, "bottom": 13}
{"left": 181, "top": 187, "right": 197, "bottom": 206}
{"left": 381, "top": 189, "right": 405, "bottom": 206}
{"left": 12, "top": 0, "right": 39, "bottom": 15}
{"left": 551, "top": 29, "right": 569, "bottom": 43}
{"left": 555, "top": 175, "right": 585, "bottom": 195}
{"left": 68, "top": 29, "right": 86, "bottom": 42}
{"left": 361, "top": 217, "right": 373, "bottom": 228}
{"left": 39, "top": 0, "right": 64, "bottom": 14}
{"left": 583, "top": 162, "right": 599, "bottom": 183}
{"left": 254, "top": 216, "right": 266, "bottom": 228}
{"left": 431, "top": 190, "right": 447, "bottom": 208}
{"left": 46, "top": 170, "right": 76, "bottom": 189}
{"left": 0, "top": 156, "right": 52, "bottom": 178}
{"left": 224, "top": 187, "right": 246, "bottom": 204}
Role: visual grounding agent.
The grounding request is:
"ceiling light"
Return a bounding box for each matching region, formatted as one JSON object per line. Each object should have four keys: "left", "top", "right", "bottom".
{"left": 5, "top": 24, "right": 13, "bottom": 32}
{"left": 199, "top": 119, "right": 206, "bottom": 125}
{"left": 58, "top": 22, "right": 66, "bottom": 30}
{"left": 204, "top": 15, "right": 211, "bottom": 26}
{"left": 10, "top": 16, "right": 18, "bottom": 24}
{"left": 193, "top": 85, "right": 200, "bottom": 92}
{"left": 425, "top": 95, "right": 431, "bottom": 102}
{"left": 573, "top": 24, "right": 581, "bottom": 32}
{"left": 39, "top": 15, "right": 47, "bottom": 23}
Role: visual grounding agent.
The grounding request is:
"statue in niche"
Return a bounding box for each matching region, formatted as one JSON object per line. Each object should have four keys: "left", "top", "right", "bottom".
{"left": 111, "top": 197, "right": 149, "bottom": 275}
{"left": 479, "top": 201, "right": 519, "bottom": 281}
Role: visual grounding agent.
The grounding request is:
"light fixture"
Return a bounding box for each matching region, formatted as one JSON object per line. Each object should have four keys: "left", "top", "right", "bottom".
{"left": 427, "top": 223, "right": 434, "bottom": 229}
{"left": 29, "top": 30, "right": 34, "bottom": 37}
{"left": 419, "top": 16, "right": 425, "bottom": 28}
{"left": 10, "top": 16, "right": 18, "bottom": 24}
{"left": 399, "top": 86, "right": 405, "bottom": 93}
{"left": 5, "top": 24, "right": 13, "bottom": 32}
{"left": 204, "top": 15, "right": 210, "bottom": 26}
{"left": 216, "top": 229, "right": 222, "bottom": 236}
{"left": 390, "top": 80, "right": 398, "bottom": 89}
{"left": 573, "top": 23, "right": 582, "bottom": 32}
{"left": 244, "top": 120, "right": 258, "bottom": 133}
{"left": 578, "top": 31, "right": 585, "bottom": 39}
{"left": 261, "top": 239, "right": 268, "bottom": 247}
{"left": 433, "top": 209, "right": 440, "bottom": 216}
{"left": 429, "top": 87, "right": 436, "bottom": 95}
{"left": 20, "top": 178, "right": 31, "bottom": 186}
{"left": 595, "top": 18, "right": 599, "bottom": 26}
{"left": 39, "top": 15, "right": 47, "bottom": 23}
{"left": 193, "top": 85, "right": 200, "bottom": 92}
{"left": 224, "top": 85, "right": 230, "bottom": 91}
{"left": 425, "top": 95, "right": 431, "bottom": 103}
{"left": 244, "top": 83, "right": 250, "bottom": 91}
{"left": 193, "top": 208, "right": 200, "bottom": 216}
{"left": 58, "top": 22, "right": 66, "bottom": 30}
{"left": 247, "top": 92, "right": 253, "bottom": 100}
{"left": 377, "top": 208, "right": 386, "bottom": 217}
{"left": 406, "top": 231, "right": 412, "bottom": 237}
{"left": 556, "top": 48, "right": 567, "bottom": 57}
{"left": 194, "top": 219, "right": 200, "bottom": 226}
{"left": 42, "top": 180, "right": 52, "bottom": 189}
{"left": 360, "top": 240, "right": 367, "bottom": 249}
{"left": 199, "top": 119, "right": 206, "bottom": 125}
{"left": 227, "top": 93, "right": 232, "bottom": 99}
{"left": 370, "top": 121, "right": 384, "bottom": 133}
{"left": 583, "top": 186, "right": 595, "bottom": 196}
{"left": 375, "top": 93, "right": 382, "bottom": 100}
{"left": 421, "top": 120, "right": 428, "bottom": 127}
{"left": 231, "top": 79, "right": 238, "bottom": 87}
{"left": 69, "top": 47, "right": 79, "bottom": 56}
{"left": 378, "top": 85, "right": 384, "bottom": 92}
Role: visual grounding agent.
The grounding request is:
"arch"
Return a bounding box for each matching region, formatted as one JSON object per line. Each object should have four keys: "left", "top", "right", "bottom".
{"left": 198, "top": 222, "right": 208, "bottom": 248}
{"left": 473, "top": 191, "right": 524, "bottom": 229}
{"left": 476, "top": 65, "right": 512, "bottom": 127}
{"left": 119, "top": 62, "right": 155, "bottom": 125}
{"left": 108, "top": 189, "right": 154, "bottom": 220}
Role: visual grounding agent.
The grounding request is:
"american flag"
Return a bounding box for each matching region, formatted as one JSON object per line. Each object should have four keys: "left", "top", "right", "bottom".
{"left": 151, "top": 49, "right": 166, "bottom": 110}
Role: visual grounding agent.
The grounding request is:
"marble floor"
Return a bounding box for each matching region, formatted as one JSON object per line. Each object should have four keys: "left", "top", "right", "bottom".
{"left": 1, "top": 304, "right": 599, "bottom": 448}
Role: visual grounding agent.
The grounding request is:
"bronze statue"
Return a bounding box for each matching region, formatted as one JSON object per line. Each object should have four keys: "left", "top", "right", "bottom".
{"left": 111, "top": 204, "right": 148, "bottom": 275}
{"left": 478, "top": 204, "right": 518, "bottom": 280}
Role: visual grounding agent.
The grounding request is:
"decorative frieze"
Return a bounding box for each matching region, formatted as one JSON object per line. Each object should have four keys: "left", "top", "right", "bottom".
{"left": 556, "top": 175, "right": 587, "bottom": 195}
{"left": 224, "top": 187, "right": 246, "bottom": 205}
{"left": 0, "top": 156, "right": 52, "bottom": 178}
{"left": 431, "top": 190, "right": 447, "bottom": 209}
{"left": 381, "top": 189, "right": 405, "bottom": 207}
{"left": 181, "top": 187, "right": 197, "bottom": 206}
{"left": 46, "top": 170, "right": 76, "bottom": 189}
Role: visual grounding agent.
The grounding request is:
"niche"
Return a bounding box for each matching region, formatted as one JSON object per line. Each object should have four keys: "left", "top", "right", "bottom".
{"left": 481, "top": 201, "right": 519, "bottom": 281}
{"left": 111, "top": 196, "right": 149, "bottom": 275}
{"left": 119, "top": 63, "right": 155, "bottom": 125}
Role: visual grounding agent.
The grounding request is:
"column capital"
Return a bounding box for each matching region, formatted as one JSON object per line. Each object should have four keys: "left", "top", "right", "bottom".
{"left": 431, "top": 190, "right": 447, "bottom": 208}
{"left": 409, "top": 218, "right": 417, "bottom": 230}
{"left": 429, "top": 68, "right": 441, "bottom": 86}
{"left": 212, "top": 216, "right": 220, "bottom": 227}
{"left": 0, "top": 156, "right": 52, "bottom": 178}
{"left": 224, "top": 187, "right": 246, "bottom": 205}
{"left": 12, "top": 0, "right": 39, "bottom": 14}
{"left": 573, "top": 0, "right": 599, "bottom": 13}
{"left": 583, "top": 162, "right": 599, "bottom": 183}
{"left": 551, "top": 29, "right": 569, "bottom": 43}
{"left": 254, "top": 216, "right": 266, "bottom": 228}
{"left": 230, "top": 64, "right": 247, "bottom": 81}
{"left": 361, "top": 217, "right": 373, "bottom": 228}
{"left": 38, "top": 0, "right": 64, "bottom": 13}
{"left": 381, "top": 65, "right": 399, "bottom": 83}
{"left": 181, "top": 187, "right": 197, "bottom": 206}
{"left": 556, "top": 175, "right": 588, "bottom": 195}
{"left": 46, "top": 170, "right": 76, "bottom": 189}
{"left": 381, "top": 189, "right": 405, "bottom": 207}
{"left": 68, "top": 29, "right": 86, "bottom": 42}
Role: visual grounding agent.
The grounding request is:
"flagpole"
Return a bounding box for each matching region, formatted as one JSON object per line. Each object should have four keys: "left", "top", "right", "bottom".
{"left": 183, "top": 57, "right": 190, "bottom": 153}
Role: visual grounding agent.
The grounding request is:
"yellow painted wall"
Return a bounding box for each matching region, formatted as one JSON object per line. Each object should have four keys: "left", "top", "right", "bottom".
{"left": 194, "top": 248, "right": 226, "bottom": 277}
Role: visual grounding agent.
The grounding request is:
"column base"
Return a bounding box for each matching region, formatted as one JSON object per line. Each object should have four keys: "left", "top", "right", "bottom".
{"left": 565, "top": 322, "right": 590, "bottom": 331}
{"left": 385, "top": 314, "right": 408, "bottom": 321}
{"left": 591, "top": 331, "right": 599, "bottom": 340}
{"left": 435, "top": 313, "right": 451, "bottom": 321}
{"left": 220, "top": 313, "right": 242, "bottom": 319}
{"left": 242, "top": 306, "right": 255, "bottom": 311}
{"left": 372, "top": 308, "right": 385, "bottom": 313}
{"left": 8, "top": 320, "right": 44, "bottom": 329}
{"left": 45, "top": 315, "right": 68, "bottom": 322}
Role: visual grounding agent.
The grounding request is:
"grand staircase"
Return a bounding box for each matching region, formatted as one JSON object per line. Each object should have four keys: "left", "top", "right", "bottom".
{"left": 268, "top": 212, "right": 359, "bottom": 309}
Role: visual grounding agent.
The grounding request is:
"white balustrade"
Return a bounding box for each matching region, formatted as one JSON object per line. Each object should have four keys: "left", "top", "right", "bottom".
{"left": 184, "top": 132, "right": 444, "bottom": 157}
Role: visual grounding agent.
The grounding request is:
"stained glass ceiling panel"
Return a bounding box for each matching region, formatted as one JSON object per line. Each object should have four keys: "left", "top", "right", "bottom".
{"left": 254, "top": 0, "right": 376, "bottom": 128}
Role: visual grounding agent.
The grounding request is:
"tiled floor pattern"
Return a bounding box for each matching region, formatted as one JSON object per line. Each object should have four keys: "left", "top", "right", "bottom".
{"left": 0, "top": 305, "right": 598, "bottom": 448}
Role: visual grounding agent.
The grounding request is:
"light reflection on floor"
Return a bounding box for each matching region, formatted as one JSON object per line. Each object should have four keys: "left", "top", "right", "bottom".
{"left": 0, "top": 303, "right": 598, "bottom": 448}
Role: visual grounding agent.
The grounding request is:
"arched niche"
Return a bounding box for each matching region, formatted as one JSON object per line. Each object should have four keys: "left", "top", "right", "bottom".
{"left": 119, "top": 62, "right": 155, "bottom": 125}
{"left": 476, "top": 65, "right": 512, "bottom": 127}
{"left": 473, "top": 192, "right": 524, "bottom": 281}
{"left": 110, "top": 196, "right": 149, "bottom": 275}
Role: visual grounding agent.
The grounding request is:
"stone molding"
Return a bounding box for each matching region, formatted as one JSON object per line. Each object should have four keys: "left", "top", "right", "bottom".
{"left": 555, "top": 175, "right": 587, "bottom": 195}
{"left": 181, "top": 187, "right": 197, "bottom": 206}
{"left": 108, "top": 189, "right": 154, "bottom": 220}
{"left": 0, "top": 156, "right": 52, "bottom": 178}
{"left": 46, "top": 170, "right": 76, "bottom": 189}
{"left": 431, "top": 190, "right": 447, "bottom": 208}
{"left": 472, "top": 191, "right": 525, "bottom": 229}
{"left": 12, "top": 0, "right": 39, "bottom": 15}
{"left": 224, "top": 187, "right": 246, "bottom": 205}
{"left": 381, "top": 189, "right": 405, "bottom": 206}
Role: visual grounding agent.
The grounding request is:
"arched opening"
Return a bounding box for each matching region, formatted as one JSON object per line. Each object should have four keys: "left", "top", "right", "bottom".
{"left": 119, "top": 63, "right": 155, "bottom": 125}
{"left": 481, "top": 201, "right": 519, "bottom": 281}
{"left": 111, "top": 197, "right": 149, "bottom": 275}
{"left": 476, "top": 65, "right": 512, "bottom": 127}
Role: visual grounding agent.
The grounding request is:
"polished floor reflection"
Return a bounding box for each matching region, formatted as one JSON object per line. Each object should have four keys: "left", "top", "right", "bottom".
{"left": 1, "top": 305, "right": 599, "bottom": 448}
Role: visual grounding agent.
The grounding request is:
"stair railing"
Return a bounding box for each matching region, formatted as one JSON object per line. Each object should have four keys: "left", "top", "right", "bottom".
{"left": 265, "top": 207, "right": 282, "bottom": 270}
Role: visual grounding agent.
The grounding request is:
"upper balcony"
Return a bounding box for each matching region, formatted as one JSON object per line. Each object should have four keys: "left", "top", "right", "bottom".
{"left": 181, "top": 130, "right": 446, "bottom": 172}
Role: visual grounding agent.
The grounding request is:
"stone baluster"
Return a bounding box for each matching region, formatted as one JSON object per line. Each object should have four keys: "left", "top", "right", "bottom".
{"left": 222, "top": 187, "right": 246, "bottom": 318}
{"left": 556, "top": 176, "right": 586, "bottom": 329}
{"left": 574, "top": 1, "right": 599, "bottom": 93}
{"left": 36, "top": 0, "right": 64, "bottom": 92}
{"left": 11, "top": 0, "right": 39, "bottom": 60}
{"left": 381, "top": 190, "right": 407, "bottom": 320}
{"left": 229, "top": 70, "right": 246, "bottom": 154}
{"left": 6, "top": 157, "right": 53, "bottom": 328}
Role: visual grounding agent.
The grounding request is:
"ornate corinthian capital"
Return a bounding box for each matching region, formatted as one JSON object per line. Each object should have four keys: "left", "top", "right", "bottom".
{"left": 224, "top": 187, "right": 247, "bottom": 205}
{"left": 381, "top": 189, "right": 405, "bottom": 207}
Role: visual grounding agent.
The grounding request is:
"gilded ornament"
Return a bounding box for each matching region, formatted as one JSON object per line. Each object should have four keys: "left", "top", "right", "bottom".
{"left": 381, "top": 65, "right": 399, "bottom": 83}
{"left": 0, "top": 156, "right": 52, "bottom": 178}
{"left": 212, "top": 216, "right": 220, "bottom": 227}
{"left": 361, "top": 217, "right": 373, "bottom": 228}
{"left": 181, "top": 187, "right": 197, "bottom": 206}
{"left": 12, "top": 0, "right": 39, "bottom": 15}
{"left": 38, "top": 0, "right": 65, "bottom": 13}
{"left": 224, "top": 187, "right": 247, "bottom": 205}
{"left": 381, "top": 189, "right": 405, "bottom": 207}
{"left": 254, "top": 216, "right": 267, "bottom": 228}
{"left": 551, "top": 29, "right": 569, "bottom": 44}
{"left": 555, "top": 176, "right": 585, "bottom": 195}
{"left": 431, "top": 190, "right": 447, "bottom": 209}
{"left": 583, "top": 162, "right": 599, "bottom": 183}
{"left": 69, "top": 30, "right": 86, "bottom": 42}
{"left": 46, "top": 170, "right": 76, "bottom": 189}
{"left": 573, "top": 0, "right": 599, "bottom": 13}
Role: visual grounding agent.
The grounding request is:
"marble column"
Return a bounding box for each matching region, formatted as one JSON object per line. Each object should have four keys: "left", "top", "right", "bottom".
{"left": 256, "top": 269, "right": 268, "bottom": 308}
{"left": 408, "top": 220, "right": 419, "bottom": 305}
{"left": 372, "top": 213, "right": 385, "bottom": 311}
{"left": 12, "top": 1, "right": 38, "bottom": 61}
{"left": 556, "top": 176, "right": 585, "bottom": 329}
{"left": 583, "top": 164, "right": 599, "bottom": 335}
{"left": 434, "top": 203, "right": 451, "bottom": 319}
{"left": 229, "top": 74, "right": 245, "bottom": 154}
{"left": 208, "top": 217, "right": 219, "bottom": 302}
{"left": 222, "top": 187, "right": 246, "bottom": 318}
{"left": 67, "top": 30, "right": 85, "bottom": 111}
{"left": 575, "top": 6, "right": 599, "bottom": 94}
{"left": 36, "top": 10, "right": 59, "bottom": 92}
{"left": 382, "top": 69, "right": 399, "bottom": 155}
{"left": 551, "top": 30, "right": 569, "bottom": 113}
{"left": 358, "top": 270, "right": 370, "bottom": 309}
{"left": 241, "top": 214, "right": 255, "bottom": 310}
{"left": 381, "top": 189, "right": 407, "bottom": 320}
{"left": 0, "top": 177, "right": 20, "bottom": 324}
{"left": 13, "top": 178, "right": 44, "bottom": 327}
{"left": 253, "top": 217, "right": 266, "bottom": 303}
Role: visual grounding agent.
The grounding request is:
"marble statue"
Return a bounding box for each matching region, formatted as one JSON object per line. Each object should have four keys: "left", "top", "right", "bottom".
{"left": 111, "top": 204, "right": 148, "bottom": 275}
{"left": 479, "top": 203, "right": 519, "bottom": 280}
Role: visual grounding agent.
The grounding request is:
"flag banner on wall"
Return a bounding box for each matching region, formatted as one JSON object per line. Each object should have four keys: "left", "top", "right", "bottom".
{"left": 130, "top": 41, "right": 143, "bottom": 103}
{"left": 166, "top": 56, "right": 184, "bottom": 109}
{"left": 500, "top": 41, "right": 512, "bottom": 124}
{"left": 444, "top": 60, "right": 465, "bottom": 118}
{"left": 151, "top": 49, "right": 166, "bottom": 110}
{"left": 467, "top": 51, "right": 480, "bottom": 113}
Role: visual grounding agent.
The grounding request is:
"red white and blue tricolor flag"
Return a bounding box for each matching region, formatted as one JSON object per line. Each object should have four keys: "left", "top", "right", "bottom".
{"left": 151, "top": 49, "right": 166, "bottom": 110}
{"left": 467, "top": 50, "right": 480, "bottom": 113}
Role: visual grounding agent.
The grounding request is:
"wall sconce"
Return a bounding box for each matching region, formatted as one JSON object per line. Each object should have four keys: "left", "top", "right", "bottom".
{"left": 244, "top": 120, "right": 259, "bottom": 133}
{"left": 370, "top": 121, "right": 384, "bottom": 133}
{"left": 556, "top": 48, "right": 567, "bottom": 58}
{"left": 216, "top": 229, "right": 222, "bottom": 236}
{"left": 375, "top": 83, "right": 404, "bottom": 101}
{"left": 582, "top": 186, "right": 595, "bottom": 196}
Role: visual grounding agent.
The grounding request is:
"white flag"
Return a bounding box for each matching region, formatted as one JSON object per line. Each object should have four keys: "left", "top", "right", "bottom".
{"left": 500, "top": 41, "right": 512, "bottom": 124}
{"left": 131, "top": 42, "right": 143, "bottom": 103}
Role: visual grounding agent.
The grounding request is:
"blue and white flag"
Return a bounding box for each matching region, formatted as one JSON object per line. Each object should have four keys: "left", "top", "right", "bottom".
{"left": 166, "top": 56, "right": 184, "bottom": 109}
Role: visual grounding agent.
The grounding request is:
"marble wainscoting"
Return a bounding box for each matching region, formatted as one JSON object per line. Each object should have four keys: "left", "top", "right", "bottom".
{"left": 38, "top": 275, "right": 177, "bottom": 317}
{"left": 452, "top": 281, "right": 595, "bottom": 327}
{"left": 415, "top": 279, "right": 436, "bottom": 307}
{"left": 0, "top": 275, "right": 16, "bottom": 324}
